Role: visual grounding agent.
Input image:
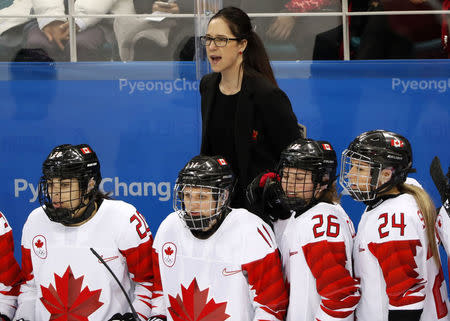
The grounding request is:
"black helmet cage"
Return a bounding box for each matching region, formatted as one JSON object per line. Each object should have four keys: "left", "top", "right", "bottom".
{"left": 38, "top": 144, "right": 101, "bottom": 224}
{"left": 276, "top": 139, "right": 337, "bottom": 212}
{"left": 339, "top": 130, "right": 413, "bottom": 201}
{"left": 173, "top": 156, "right": 235, "bottom": 232}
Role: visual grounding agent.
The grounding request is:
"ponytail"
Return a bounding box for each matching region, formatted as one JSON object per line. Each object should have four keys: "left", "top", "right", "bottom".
{"left": 210, "top": 7, "right": 278, "bottom": 87}
{"left": 399, "top": 183, "right": 440, "bottom": 267}
{"left": 242, "top": 31, "right": 277, "bottom": 87}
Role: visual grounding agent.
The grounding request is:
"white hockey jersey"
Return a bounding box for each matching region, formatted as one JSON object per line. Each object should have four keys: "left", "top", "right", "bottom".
{"left": 273, "top": 214, "right": 292, "bottom": 247}
{"left": 0, "top": 211, "right": 21, "bottom": 320}
{"left": 436, "top": 203, "right": 450, "bottom": 281}
{"left": 150, "top": 208, "right": 288, "bottom": 321}
{"left": 354, "top": 193, "right": 449, "bottom": 321}
{"left": 279, "top": 202, "right": 360, "bottom": 321}
{"left": 15, "top": 199, "right": 155, "bottom": 321}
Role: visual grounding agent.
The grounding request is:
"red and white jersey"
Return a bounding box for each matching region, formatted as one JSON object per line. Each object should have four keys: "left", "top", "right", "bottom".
{"left": 279, "top": 202, "right": 359, "bottom": 321}
{"left": 354, "top": 193, "right": 449, "bottom": 321}
{"left": 15, "top": 199, "right": 154, "bottom": 321}
{"left": 150, "top": 208, "right": 288, "bottom": 321}
{"left": 273, "top": 214, "right": 292, "bottom": 246}
{"left": 0, "top": 211, "right": 21, "bottom": 320}
{"left": 436, "top": 203, "right": 450, "bottom": 281}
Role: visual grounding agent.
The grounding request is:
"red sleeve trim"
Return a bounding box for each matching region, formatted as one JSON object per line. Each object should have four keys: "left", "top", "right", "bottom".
{"left": 120, "top": 238, "right": 154, "bottom": 283}
{"left": 302, "top": 240, "right": 360, "bottom": 318}
{"left": 368, "top": 240, "right": 425, "bottom": 307}
{"left": 0, "top": 231, "right": 21, "bottom": 289}
{"left": 242, "top": 250, "right": 288, "bottom": 320}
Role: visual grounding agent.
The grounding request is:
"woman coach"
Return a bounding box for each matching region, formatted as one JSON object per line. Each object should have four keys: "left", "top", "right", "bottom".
{"left": 200, "top": 7, "right": 303, "bottom": 208}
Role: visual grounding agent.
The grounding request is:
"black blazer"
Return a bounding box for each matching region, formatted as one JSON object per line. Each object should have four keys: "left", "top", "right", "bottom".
{"left": 200, "top": 72, "right": 302, "bottom": 205}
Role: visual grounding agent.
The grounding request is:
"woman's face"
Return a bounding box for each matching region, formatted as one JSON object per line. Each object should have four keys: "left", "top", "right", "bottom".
{"left": 205, "top": 18, "right": 247, "bottom": 74}
{"left": 182, "top": 186, "right": 217, "bottom": 218}
{"left": 281, "top": 167, "right": 317, "bottom": 202}
{"left": 48, "top": 178, "right": 82, "bottom": 210}
{"left": 348, "top": 159, "right": 372, "bottom": 192}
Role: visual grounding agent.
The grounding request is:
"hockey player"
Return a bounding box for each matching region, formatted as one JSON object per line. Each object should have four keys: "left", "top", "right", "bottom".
{"left": 0, "top": 211, "right": 21, "bottom": 321}
{"left": 150, "top": 155, "right": 288, "bottom": 321}
{"left": 270, "top": 138, "right": 360, "bottom": 321}
{"left": 430, "top": 156, "right": 450, "bottom": 281}
{"left": 14, "top": 144, "right": 154, "bottom": 321}
{"left": 340, "top": 130, "right": 449, "bottom": 321}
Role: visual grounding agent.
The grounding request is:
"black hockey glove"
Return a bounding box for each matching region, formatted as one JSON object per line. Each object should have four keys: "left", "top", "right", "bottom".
{"left": 0, "top": 314, "right": 10, "bottom": 321}
{"left": 108, "top": 313, "right": 137, "bottom": 321}
{"left": 246, "top": 172, "right": 290, "bottom": 223}
{"left": 148, "top": 317, "right": 167, "bottom": 321}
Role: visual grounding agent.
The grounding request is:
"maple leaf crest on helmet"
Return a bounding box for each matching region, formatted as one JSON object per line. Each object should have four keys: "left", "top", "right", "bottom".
{"left": 168, "top": 278, "right": 230, "bottom": 321}
{"left": 40, "top": 266, "right": 103, "bottom": 320}
{"left": 162, "top": 242, "right": 177, "bottom": 267}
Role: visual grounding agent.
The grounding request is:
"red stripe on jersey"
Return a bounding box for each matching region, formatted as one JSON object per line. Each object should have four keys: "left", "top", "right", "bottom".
{"left": 0, "top": 231, "right": 21, "bottom": 290}
{"left": 368, "top": 240, "right": 425, "bottom": 307}
{"left": 257, "top": 228, "right": 272, "bottom": 248}
{"left": 120, "top": 238, "right": 154, "bottom": 283}
{"left": 21, "top": 246, "right": 34, "bottom": 283}
{"left": 242, "top": 250, "right": 288, "bottom": 320}
{"left": 151, "top": 248, "right": 163, "bottom": 293}
{"left": 137, "top": 312, "right": 147, "bottom": 320}
{"left": 302, "top": 241, "right": 360, "bottom": 318}
{"left": 262, "top": 225, "right": 274, "bottom": 244}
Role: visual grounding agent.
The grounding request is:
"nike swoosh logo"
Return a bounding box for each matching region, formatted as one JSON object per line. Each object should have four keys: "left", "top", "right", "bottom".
{"left": 98, "top": 255, "right": 119, "bottom": 263}
{"left": 289, "top": 251, "right": 298, "bottom": 257}
{"left": 222, "top": 268, "right": 242, "bottom": 276}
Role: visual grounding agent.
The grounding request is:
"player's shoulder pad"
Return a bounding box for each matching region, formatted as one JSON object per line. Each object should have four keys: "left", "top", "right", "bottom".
{"left": 100, "top": 199, "right": 141, "bottom": 220}
{"left": 227, "top": 209, "right": 278, "bottom": 252}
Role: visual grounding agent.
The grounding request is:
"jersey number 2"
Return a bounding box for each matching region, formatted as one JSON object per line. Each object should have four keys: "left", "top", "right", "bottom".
{"left": 130, "top": 211, "right": 150, "bottom": 239}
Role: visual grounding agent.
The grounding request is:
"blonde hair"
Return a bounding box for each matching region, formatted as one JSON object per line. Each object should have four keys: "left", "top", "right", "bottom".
{"left": 398, "top": 183, "right": 440, "bottom": 267}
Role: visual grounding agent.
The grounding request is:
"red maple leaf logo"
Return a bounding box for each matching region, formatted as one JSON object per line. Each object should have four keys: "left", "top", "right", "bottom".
{"left": 40, "top": 266, "right": 104, "bottom": 321}
{"left": 35, "top": 239, "right": 44, "bottom": 248}
{"left": 165, "top": 246, "right": 174, "bottom": 256}
{"left": 168, "top": 278, "right": 230, "bottom": 321}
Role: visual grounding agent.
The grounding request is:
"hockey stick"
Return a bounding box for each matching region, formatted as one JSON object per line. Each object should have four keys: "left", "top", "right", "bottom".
{"left": 430, "top": 156, "right": 448, "bottom": 203}
{"left": 90, "top": 248, "right": 139, "bottom": 321}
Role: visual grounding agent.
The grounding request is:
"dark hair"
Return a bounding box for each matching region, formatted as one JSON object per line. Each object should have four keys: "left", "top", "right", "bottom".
{"left": 210, "top": 7, "right": 277, "bottom": 86}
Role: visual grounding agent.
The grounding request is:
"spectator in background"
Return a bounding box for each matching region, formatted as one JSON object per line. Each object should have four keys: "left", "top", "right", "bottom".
{"left": 114, "top": 0, "right": 195, "bottom": 61}
{"left": 0, "top": 0, "right": 32, "bottom": 61}
{"left": 200, "top": 7, "right": 303, "bottom": 209}
{"left": 23, "top": 0, "right": 135, "bottom": 61}
{"left": 353, "top": 0, "right": 446, "bottom": 59}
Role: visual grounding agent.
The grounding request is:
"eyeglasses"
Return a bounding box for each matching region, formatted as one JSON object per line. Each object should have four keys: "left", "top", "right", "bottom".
{"left": 200, "top": 36, "right": 241, "bottom": 47}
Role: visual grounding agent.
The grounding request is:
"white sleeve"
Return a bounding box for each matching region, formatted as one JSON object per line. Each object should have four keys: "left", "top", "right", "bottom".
{"left": 32, "top": 0, "right": 66, "bottom": 30}
{"left": 74, "top": 0, "right": 117, "bottom": 30}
